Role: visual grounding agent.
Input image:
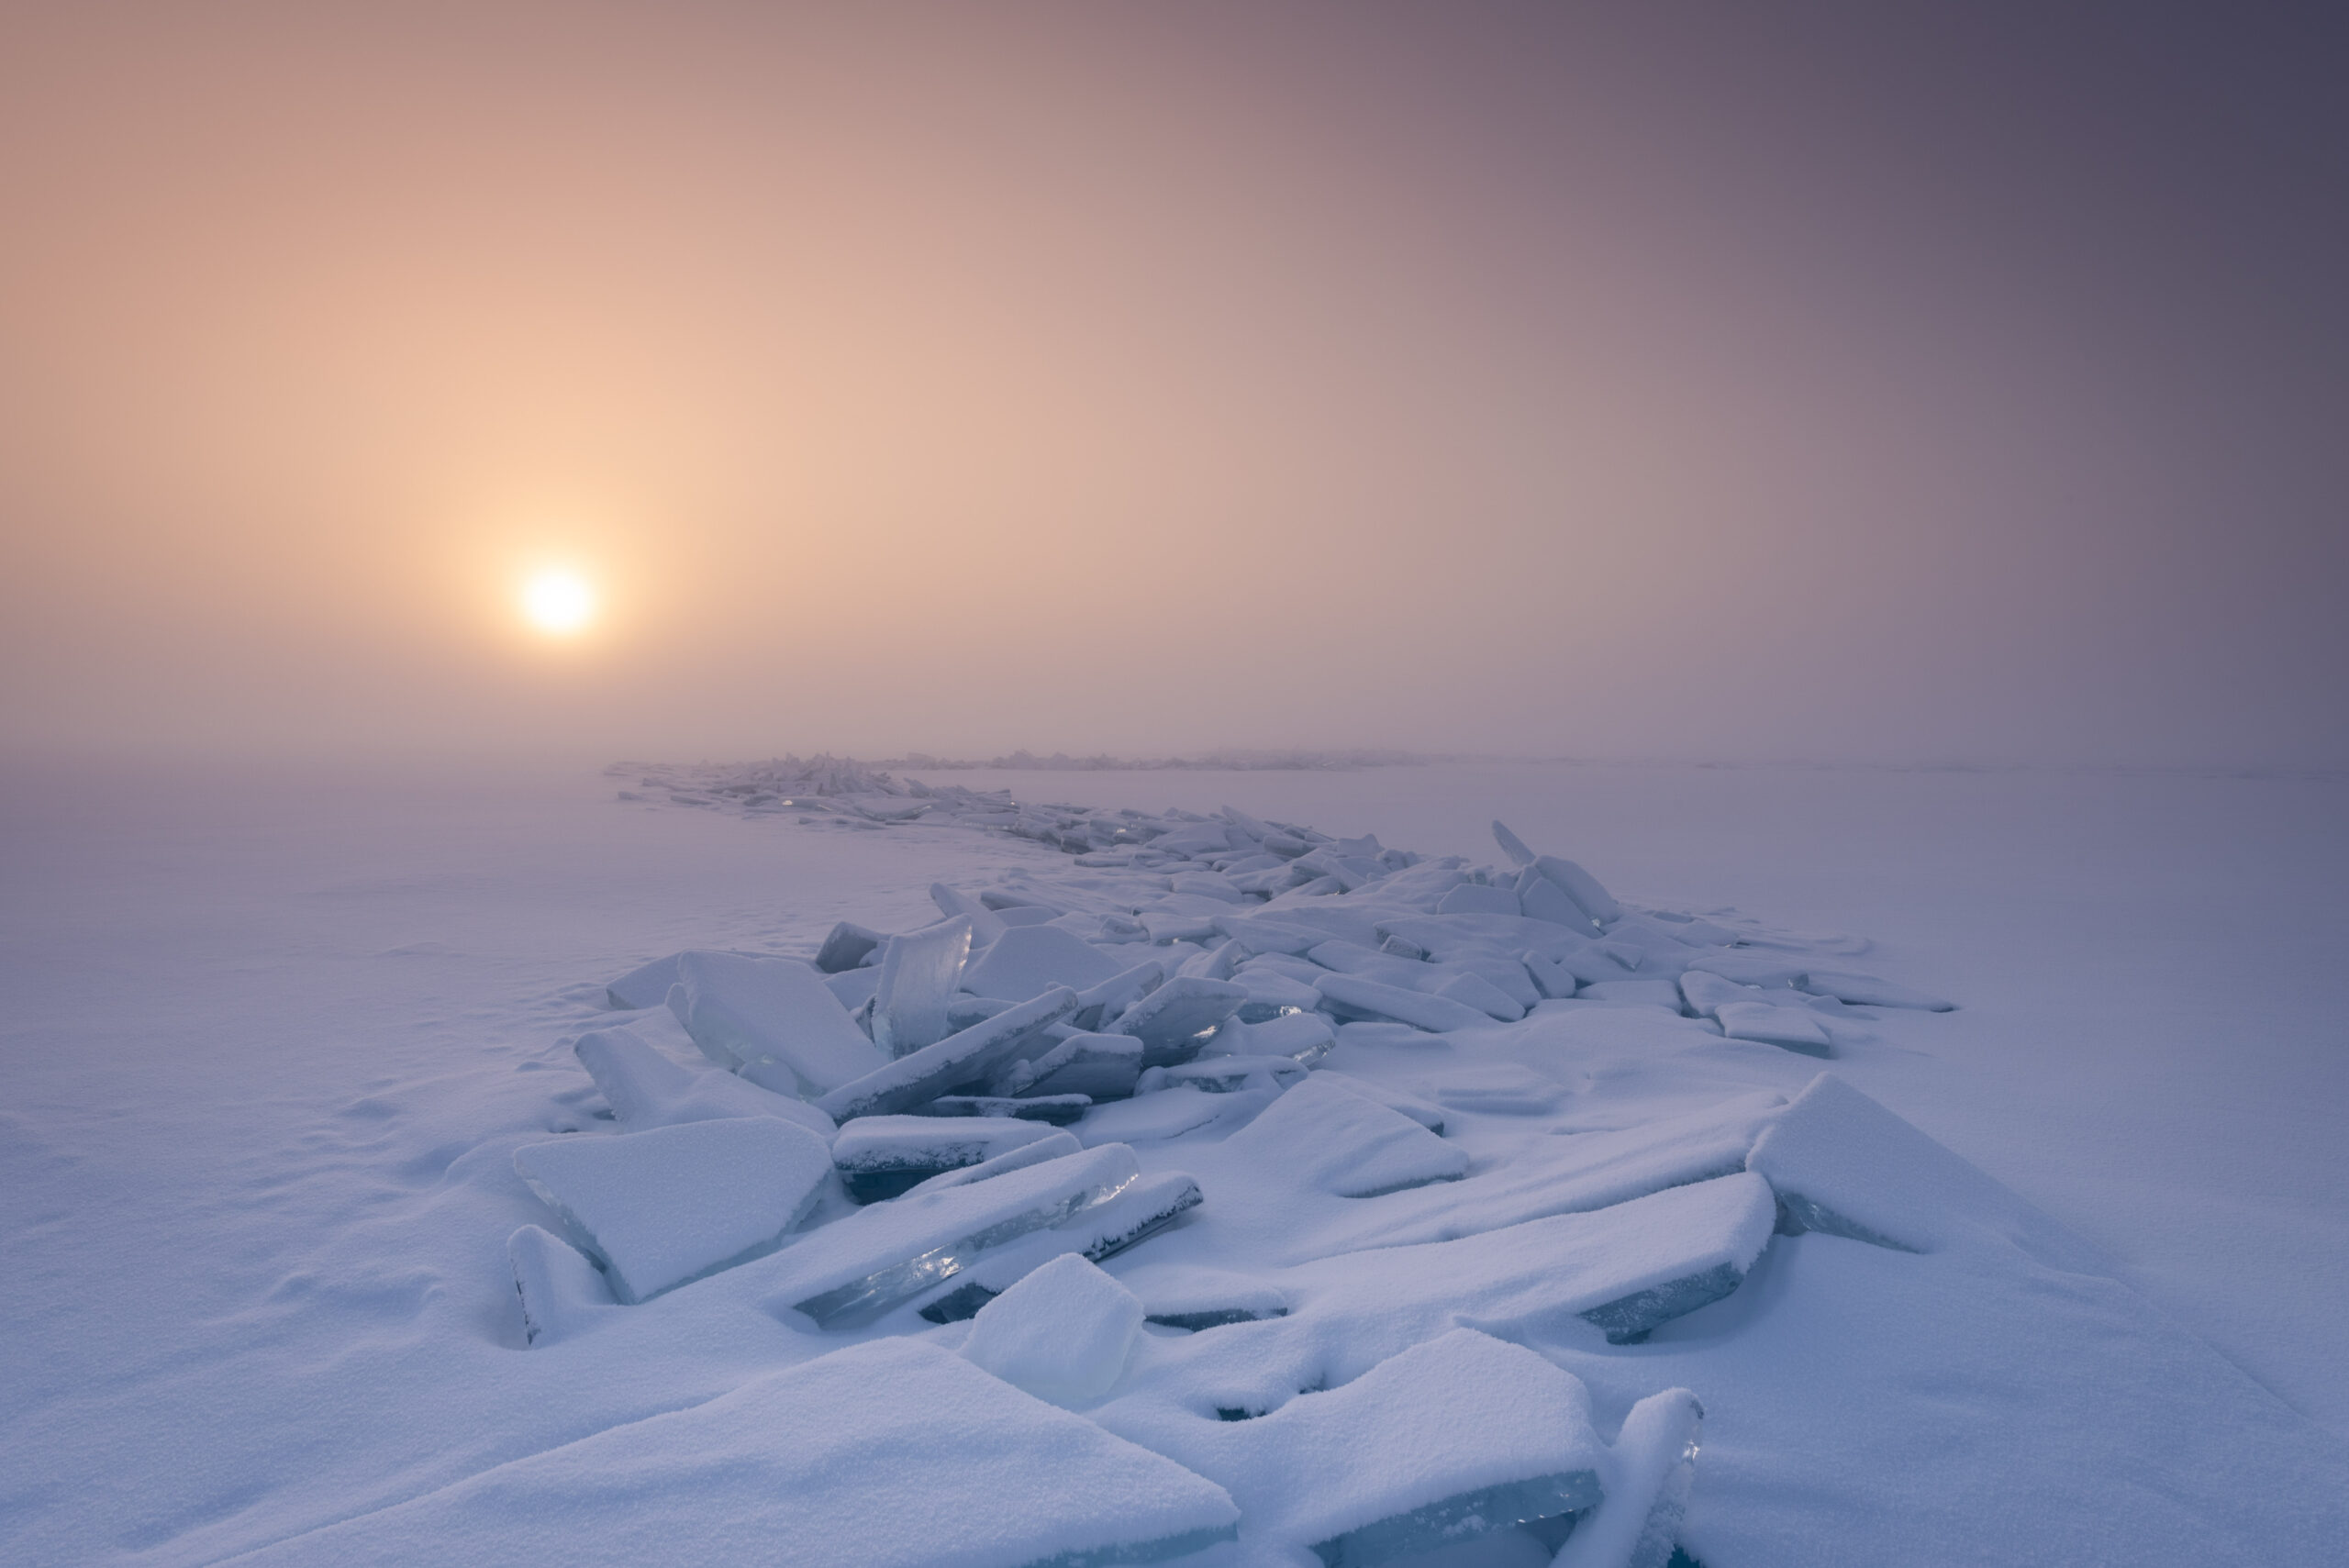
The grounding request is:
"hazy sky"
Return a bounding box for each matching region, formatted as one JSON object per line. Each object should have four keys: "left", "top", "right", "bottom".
{"left": 3, "top": 3, "right": 2343, "bottom": 766}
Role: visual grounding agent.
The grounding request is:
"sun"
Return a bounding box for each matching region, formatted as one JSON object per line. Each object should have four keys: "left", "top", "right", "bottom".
{"left": 519, "top": 570, "right": 596, "bottom": 636}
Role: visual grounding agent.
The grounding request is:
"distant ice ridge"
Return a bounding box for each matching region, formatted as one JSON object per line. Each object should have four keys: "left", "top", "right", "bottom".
{"left": 467, "top": 787, "right": 2307, "bottom": 1568}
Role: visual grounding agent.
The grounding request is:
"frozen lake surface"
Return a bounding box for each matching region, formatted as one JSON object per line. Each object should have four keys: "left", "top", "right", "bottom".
{"left": 3, "top": 757, "right": 2343, "bottom": 1565}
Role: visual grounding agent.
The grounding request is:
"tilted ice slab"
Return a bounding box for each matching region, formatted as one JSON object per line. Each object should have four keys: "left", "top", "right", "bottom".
{"left": 1219, "top": 1076, "right": 1467, "bottom": 1199}
{"left": 665, "top": 950, "right": 885, "bottom": 1098}
{"left": 511, "top": 1117, "right": 833, "bottom": 1304}
{"left": 505, "top": 1224, "right": 618, "bottom": 1347}
{"left": 869, "top": 917, "right": 972, "bottom": 1057}
{"left": 816, "top": 985, "right": 1081, "bottom": 1122}
{"left": 915, "top": 1170, "right": 1205, "bottom": 1324}
{"left": 964, "top": 923, "right": 1126, "bottom": 1002}
{"left": 757, "top": 1143, "right": 1144, "bottom": 1328}
{"left": 831, "top": 1114, "right": 1068, "bottom": 1203}
{"left": 224, "top": 1338, "right": 1241, "bottom": 1568}
{"left": 573, "top": 1022, "right": 836, "bottom": 1138}
{"left": 1110, "top": 1329, "right": 1611, "bottom": 1566}
{"left": 1097, "top": 1173, "right": 1777, "bottom": 1435}
{"left": 1241, "top": 1089, "right": 1787, "bottom": 1263}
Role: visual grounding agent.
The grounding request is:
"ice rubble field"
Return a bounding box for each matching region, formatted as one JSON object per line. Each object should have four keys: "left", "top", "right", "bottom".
{"left": 2, "top": 761, "right": 2345, "bottom": 1566}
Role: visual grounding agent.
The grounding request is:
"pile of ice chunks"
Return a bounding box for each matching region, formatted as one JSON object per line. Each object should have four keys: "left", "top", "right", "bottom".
{"left": 499, "top": 792, "right": 1974, "bottom": 1567}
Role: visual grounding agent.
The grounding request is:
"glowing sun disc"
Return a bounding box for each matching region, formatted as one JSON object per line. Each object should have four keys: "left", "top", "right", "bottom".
{"left": 521, "top": 571, "right": 596, "bottom": 635}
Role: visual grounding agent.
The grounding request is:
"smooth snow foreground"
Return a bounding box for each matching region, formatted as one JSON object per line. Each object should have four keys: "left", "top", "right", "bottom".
{"left": 4, "top": 762, "right": 2343, "bottom": 1568}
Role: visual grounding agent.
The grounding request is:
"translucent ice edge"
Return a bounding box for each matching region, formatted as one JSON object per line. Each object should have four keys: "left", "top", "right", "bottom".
{"left": 1772, "top": 1190, "right": 1921, "bottom": 1253}
{"left": 1309, "top": 1470, "right": 1606, "bottom": 1568}
{"left": 1576, "top": 1260, "right": 1746, "bottom": 1345}
{"left": 791, "top": 1175, "right": 1135, "bottom": 1328}
{"left": 1017, "top": 1521, "right": 1241, "bottom": 1568}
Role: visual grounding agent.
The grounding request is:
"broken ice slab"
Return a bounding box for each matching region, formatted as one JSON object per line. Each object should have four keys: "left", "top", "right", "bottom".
{"left": 1105, "top": 975, "right": 1248, "bottom": 1067}
{"left": 961, "top": 1254, "right": 1146, "bottom": 1406}
{"left": 1428, "top": 882, "right": 1521, "bottom": 919}
{"left": 1491, "top": 819, "right": 1540, "bottom": 867}
{"left": 1715, "top": 1000, "right": 1832, "bottom": 1056}
{"left": 919, "top": 1094, "right": 1094, "bottom": 1126}
{"left": 1530, "top": 854, "right": 1622, "bottom": 926}
{"left": 605, "top": 952, "right": 689, "bottom": 1010}
{"left": 1315, "top": 973, "right": 1492, "bottom": 1033}
{"left": 897, "top": 1131, "right": 1085, "bottom": 1199}
{"left": 1162, "top": 1329, "right": 1607, "bottom": 1567}
{"left": 821, "top": 966, "right": 883, "bottom": 1011}
{"left": 228, "top": 1338, "right": 1241, "bottom": 1568}
{"left": 831, "top": 1115, "right": 1069, "bottom": 1203}
{"left": 1520, "top": 872, "right": 1600, "bottom": 930}
{"left": 1579, "top": 979, "right": 1688, "bottom": 1012}
{"left": 930, "top": 882, "right": 1009, "bottom": 946}
{"left": 1203, "top": 1009, "right": 1336, "bottom": 1064}
{"left": 869, "top": 917, "right": 972, "bottom": 1058}
{"left": 507, "top": 1224, "right": 618, "bottom": 1346}
{"left": 1069, "top": 960, "right": 1166, "bottom": 1030}
{"left": 1152, "top": 1054, "right": 1309, "bottom": 1095}
{"left": 1553, "top": 1388, "right": 1704, "bottom": 1568}
{"left": 963, "top": 924, "right": 1124, "bottom": 1002}
{"left": 813, "top": 920, "right": 887, "bottom": 973}
{"left": 1210, "top": 913, "right": 1333, "bottom": 955}
{"left": 1798, "top": 969, "right": 1955, "bottom": 1010}
{"left": 512, "top": 1117, "right": 834, "bottom": 1304}
{"left": 918, "top": 1170, "right": 1206, "bottom": 1323}
{"left": 1297, "top": 1091, "right": 1787, "bottom": 1258}
{"left": 1224, "top": 1076, "right": 1467, "bottom": 1197}
{"left": 814, "top": 985, "right": 1081, "bottom": 1122}
{"left": 998, "top": 1031, "right": 1144, "bottom": 1101}
{"left": 761, "top": 1143, "right": 1142, "bottom": 1329}
{"left": 1524, "top": 951, "right": 1581, "bottom": 998}
{"left": 666, "top": 951, "right": 887, "bottom": 1099}
{"left": 1076, "top": 1084, "right": 1285, "bottom": 1147}
{"left": 1675, "top": 969, "right": 1756, "bottom": 1018}
{"left": 1432, "top": 971, "right": 1526, "bottom": 1020}
{"left": 1745, "top": 1073, "right": 2099, "bottom": 1266}
{"left": 573, "top": 1026, "right": 835, "bottom": 1139}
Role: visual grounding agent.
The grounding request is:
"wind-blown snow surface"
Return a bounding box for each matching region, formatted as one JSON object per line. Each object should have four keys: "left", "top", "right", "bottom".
{"left": 2, "top": 757, "right": 2343, "bottom": 1566}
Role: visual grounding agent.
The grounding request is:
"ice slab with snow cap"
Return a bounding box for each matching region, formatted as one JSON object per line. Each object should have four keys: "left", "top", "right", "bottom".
{"left": 831, "top": 1114, "right": 1069, "bottom": 1203}
{"left": 961, "top": 1254, "right": 1146, "bottom": 1406}
{"left": 665, "top": 950, "right": 886, "bottom": 1098}
{"left": 511, "top": 1116, "right": 833, "bottom": 1304}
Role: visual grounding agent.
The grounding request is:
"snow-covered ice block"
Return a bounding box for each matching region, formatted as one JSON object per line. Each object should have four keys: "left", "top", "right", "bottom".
{"left": 1077, "top": 1084, "right": 1284, "bottom": 1146}
{"left": 1579, "top": 979, "right": 1687, "bottom": 1012}
{"left": 962, "top": 1254, "right": 1146, "bottom": 1405}
{"left": 1212, "top": 913, "right": 1339, "bottom": 955}
{"left": 1433, "top": 1065, "right": 1566, "bottom": 1116}
{"left": 1437, "top": 882, "right": 1523, "bottom": 917}
{"left": 605, "top": 951, "right": 689, "bottom": 1010}
{"left": 667, "top": 951, "right": 886, "bottom": 1098}
{"left": 1716, "top": 1000, "right": 1832, "bottom": 1056}
{"left": 1572, "top": 1173, "right": 1778, "bottom": 1342}
{"left": 870, "top": 917, "right": 972, "bottom": 1057}
{"left": 1226, "top": 1076, "right": 1467, "bottom": 1197}
{"left": 1314, "top": 1072, "right": 1446, "bottom": 1133}
{"left": 1230, "top": 964, "right": 1324, "bottom": 1019}
{"left": 1684, "top": 950, "right": 1810, "bottom": 987}
{"left": 1303, "top": 1092, "right": 1785, "bottom": 1257}
{"left": 1531, "top": 854, "right": 1622, "bottom": 926}
{"left": 1070, "top": 959, "right": 1166, "bottom": 1030}
{"left": 1106, "top": 975, "right": 1248, "bottom": 1067}
{"left": 507, "top": 1224, "right": 617, "bottom": 1346}
{"left": 898, "top": 1130, "right": 1085, "bottom": 1199}
{"left": 816, "top": 985, "right": 1081, "bottom": 1122}
{"left": 921, "top": 1094, "right": 1094, "bottom": 1125}
{"left": 1315, "top": 973, "right": 1491, "bottom": 1033}
{"left": 964, "top": 923, "right": 1125, "bottom": 1002}
{"left": 1163, "top": 1329, "right": 1608, "bottom": 1566}
{"left": 763, "top": 1143, "right": 1142, "bottom": 1328}
{"left": 1152, "top": 1054, "right": 1309, "bottom": 1095}
{"left": 1520, "top": 872, "right": 1600, "bottom": 931}
{"left": 573, "top": 1026, "right": 835, "bottom": 1138}
{"left": 998, "top": 1030, "right": 1143, "bottom": 1101}
{"left": 228, "top": 1338, "right": 1240, "bottom": 1568}
{"left": 813, "top": 920, "right": 886, "bottom": 973}
{"left": 821, "top": 965, "right": 882, "bottom": 1010}
{"left": 919, "top": 1171, "right": 1207, "bottom": 1323}
{"left": 1676, "top": 969, "right": 1757, "bottom": 1018}
{"left": 1798, "top": 969, "right": 1956, "bottom": 1010}
{"left": 831, "top": 1115, "right": 1066, "bottom": 1203}
{"left": 1336, "top": 1020, "right": 1445, "bottom": 1050}
{"left": 1746, "top": 1073, "right": 2095, "bottom": 1264}
{"left": 511, "top": 1117, "right": 833, "bottom": 1304}
{"left": 1434, "top": 971, "right": 1527, "bottom": 1019}
{"left": 1553, "top": 1388, "right": 1703, "bottom": 1568}
{"left": 1204, "top": 1009, "right": 1337, "bottom": 1064}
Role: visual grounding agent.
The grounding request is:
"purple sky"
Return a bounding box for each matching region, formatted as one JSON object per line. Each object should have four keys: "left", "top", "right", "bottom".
{"left": 3, "top": 4, "right": 2343, "bottom": 765}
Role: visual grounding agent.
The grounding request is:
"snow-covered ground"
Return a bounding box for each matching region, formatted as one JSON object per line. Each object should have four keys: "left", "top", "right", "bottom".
{"left": 2, "top": 757, "right": 2343, "bottom": 1565}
